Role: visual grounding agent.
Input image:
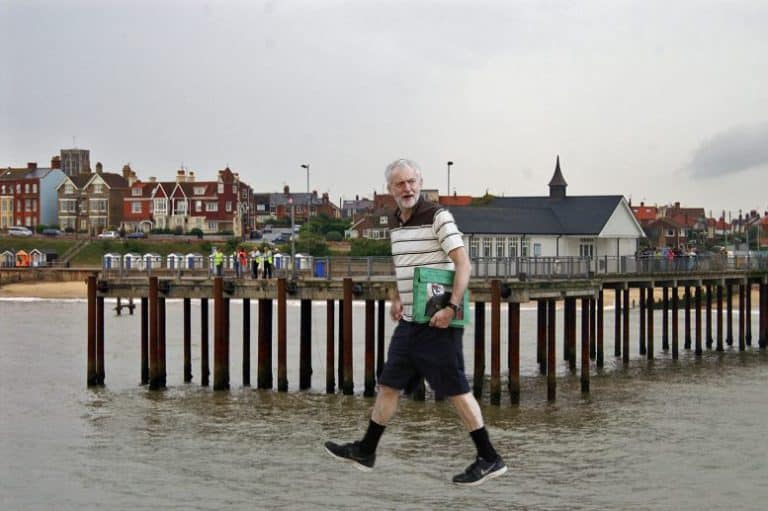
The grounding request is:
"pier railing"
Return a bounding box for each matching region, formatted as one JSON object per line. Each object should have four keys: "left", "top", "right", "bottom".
{"left": 100, "top": 253, "right": 768, "bottom": 280}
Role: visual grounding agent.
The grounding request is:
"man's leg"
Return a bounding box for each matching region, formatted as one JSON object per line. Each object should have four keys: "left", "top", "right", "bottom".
{"left": 449, "top": 392, "right": 507, "bottom": 486}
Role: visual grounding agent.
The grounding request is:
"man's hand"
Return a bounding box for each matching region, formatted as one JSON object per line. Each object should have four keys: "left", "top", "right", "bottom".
{"left": 429, "top": 306, "right": 454, "bottom": 328}
{"left": 390, "top": 296, "right": 403, "bottom": 321}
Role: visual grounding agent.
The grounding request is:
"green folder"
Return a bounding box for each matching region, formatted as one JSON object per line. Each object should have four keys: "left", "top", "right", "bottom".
{"left": 411, "top": 267, "right": 470, "bottom": 327}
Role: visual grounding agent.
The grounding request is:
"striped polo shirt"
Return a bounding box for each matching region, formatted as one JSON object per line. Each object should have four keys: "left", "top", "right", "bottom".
{"left": 390, "top": 196, "right": 465, "bottom": 321}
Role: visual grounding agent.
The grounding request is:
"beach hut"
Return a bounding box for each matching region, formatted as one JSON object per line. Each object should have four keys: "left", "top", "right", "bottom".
{"left": 102, "top": 253, "right": 122, "bottom": 270}
{"left": 143, "top": 253, "right": 162, "bottom": 270}
{"left": 15, "top": 250, "right": 29, "bottom": 267}
{"left": 1, "top": 249, "right": 16, "bottom": 268}
{"left": 166, "top": 252, "right": 184, "bottom": 270}
{"left": 185, "top": 253, "right": 204, "bottom": 269}
{"left": 29, "top": 249, "right": 44, "bottom": 267}
{"left": 43, "top": 250, "right": 58, "bottom": 266}
{"left": 123, "top": 252, "right": 142, "bottom": 270}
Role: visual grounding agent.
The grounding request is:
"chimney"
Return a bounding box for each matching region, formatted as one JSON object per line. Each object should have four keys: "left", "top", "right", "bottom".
{"left": 27, "top": 162, "right": 37, "bottom": 170}
{"left": 149, "top": 176, "right": 157, "bottom": 183}
{"left": 176, "top": 169, "right": 186, "bottom": 183}
{"left": 122, "top": 164, "right": 132, "bottom": 179}
{"left": 548, "top": 155, "right": 567, "bottom": 200}
{"left": 675, "top": 201, "right": 680, "bottom": 209}
{"left": 283, "top": 185, "right": 290, "bottom": 195}
{"left": 127, "top": 172, "right": 137, "bottom": 187}
{"left": 188, "top": 171, "right": 195, "bottom": 182}
{"left": 95, "top": 162, "right": 103, "bottom": 174}
{"left": 51, "top": 156, "right": 61, "bottom": 169}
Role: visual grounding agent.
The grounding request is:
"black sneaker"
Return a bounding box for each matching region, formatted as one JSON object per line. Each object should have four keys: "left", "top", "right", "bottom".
{"left": 452, "top": 456, "right": 507, "bottom": 486}
{"left": 324, "top": 441, "right": 376, "bottom": 472}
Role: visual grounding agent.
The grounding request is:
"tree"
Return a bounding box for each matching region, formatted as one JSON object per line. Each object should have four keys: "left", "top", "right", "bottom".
{"left": 349, "top": 238, "right": 391, "bottom": 256}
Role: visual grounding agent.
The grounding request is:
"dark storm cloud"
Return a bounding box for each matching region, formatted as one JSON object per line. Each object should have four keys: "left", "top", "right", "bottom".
{"left": 688, "top": 122, "right": 768, "bottom": 177}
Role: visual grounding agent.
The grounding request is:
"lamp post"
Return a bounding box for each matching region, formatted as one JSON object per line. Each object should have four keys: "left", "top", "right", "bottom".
{"left": 446, "top": 161, "right": 453, "bottom": 196}
{"left": 288, "top": 195, "right": 296, "bottom": 279}
{"left": 300, "top": 164, "right": 310, "bottom": 194}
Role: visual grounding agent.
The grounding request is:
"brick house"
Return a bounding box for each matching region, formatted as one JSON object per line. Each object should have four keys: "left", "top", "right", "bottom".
{"left": 0, "top": 159, "right": 64, "bottom": 230}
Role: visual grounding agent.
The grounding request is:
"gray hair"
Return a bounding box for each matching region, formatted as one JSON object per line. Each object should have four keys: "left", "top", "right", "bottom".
{"left": 384, "top": 158, "right": 423, "bottom": 186}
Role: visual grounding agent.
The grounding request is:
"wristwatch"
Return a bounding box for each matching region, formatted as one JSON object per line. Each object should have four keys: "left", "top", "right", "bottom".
{"left": 445, "top": 302, "right": 461, "bottom": 315}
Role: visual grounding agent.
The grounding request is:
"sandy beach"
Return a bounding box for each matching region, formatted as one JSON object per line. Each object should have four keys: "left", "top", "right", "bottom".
{"left": 0, "top": 281, "right": 87, "bottom": 299}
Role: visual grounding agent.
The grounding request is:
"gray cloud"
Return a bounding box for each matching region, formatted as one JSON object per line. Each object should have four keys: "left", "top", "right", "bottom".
{"left": 688, "top": 122, "right": 768, "bottom": 177}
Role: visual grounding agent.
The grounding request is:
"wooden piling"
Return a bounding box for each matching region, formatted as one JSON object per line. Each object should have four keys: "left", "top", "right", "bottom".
{"left": 589, "top": 297, "right": 596, "bottom": 362}
{"left": 615, "top": 287, "right": 622, "bottom": 357}
{"left": 342, "top": 278, "right": 354, "bottom": 395}
{"left": 508, "top": 302, "right": 520, "bottom": 405}
{"left": 760, "top": 283, "right": 767, "bottom": 348}
{"left": 597, "top": 290, "right": 604, "bottom": 368}
{"left": 623, "top": 287, "right": 630, "bottom": 364}
{"left": 581, "top": 297, "right": 589, "bottom": 369}
{"left": 159, "top": 296, "right": 167, "bottom": 387}
{"left": 538, "top": 300, "right": 547, "bottom": 373}
{"left": 706, "top": 285, "right": 713, "bottom": 349}
{"left": 257, "top": 298, "right": 273, "bottom": 389}
{"left": 338, "top": 299, "right": 344, "bottom": 390}
{"left": 671, "top": 287, "right": 679, "bottom": 360}
{"left": 96, "top": 295, "right": 105, "bottom": 385}
{"left": 581, "top": 298, "right": 590, "bottom": 394}
{"left": 726, "top": 283, "right": 734, "bottom": 346}
{"left": 242, "top": 298, "right": 250, "bottom": 386}
{"left": 547, "top": 299, "right": 556, "bottom": 402}
{"left": 277, "top": 278, "right": 288, "bottom": 392}
{"left": 184, "top": 297, "right": 192, "bottom": 383}
{"left": 694, "top": 286, "right": 702, "bottom": 356}
{"left": 474, "top": 301, "right": 486, "bottom": 398}
{"left": 87, "top": 275, "right": 97, "bottom": 386}
{"left": 745, "top": 282, "right": 752, "bottom": 346}
{"left": 213, "top": 278, "right": 228, "bottom": 390}
{"left": 738, "top": 284, "right": 745, "bottom": 351}
{"left": 646, "top": 289, "right": 654, "bottom": 359}
{"left": 201, "top": 298, "right": 209, "bottom": 387}
{"left": 490, "top": 280, "right": 501, "bottom": 405}
{"left": 662, "top": 286, "right": 669, "bottom": 351}
{"left": 565, "top": 298, "right": 576, "bottom": 370}
{"left": 223, "top": 297, "right": 230, "bottom": 387}
{"left": 639, "top": 287, "right": 646, "bottom": 356}
{"left": 684, "top": 286, "right": 692, "bottom": 350}
{"left": 141, "top": 296, "right": 148, "bottom": 385}
{"left": 377, "top": 299, "right": 385, "bottom": 378}
{"left": 364, "top": 299, "right": 375, "bottom": 398}
{"left": 716, "top": 284, "right": 724, "bottom": 351}
{"left": 148, "top": 276, "right": 160, "bottom": 390}
{"left": 300, "top": 299, "right": 312, "bottom": 390}
{"left": 326, "top": 299, "right": 335, "bottom": 394}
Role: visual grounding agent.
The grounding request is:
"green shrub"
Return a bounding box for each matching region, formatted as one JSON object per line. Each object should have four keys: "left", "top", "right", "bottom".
{"left": 325, "top": 231, "right": 343, "bottom": 242}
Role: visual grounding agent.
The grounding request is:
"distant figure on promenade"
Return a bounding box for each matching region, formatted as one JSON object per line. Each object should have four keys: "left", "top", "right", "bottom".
{"left": 250, "top": 247, "right": 261, "bottom": 279}
{"left": 237, "top": 248, "right": 248, "bottom": 278}
{"left": 263, "top": 248, "right": 273, "bottom": 279}
{"left": 324, "top": 158, "right": 507, "bottom": 486}
{"left": 213, "top": 247, "right": 224, "bottom": 277}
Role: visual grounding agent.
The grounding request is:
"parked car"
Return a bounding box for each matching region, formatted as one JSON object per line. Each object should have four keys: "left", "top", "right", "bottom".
{"left": 42, "top": 228, "right": 63, "bottom": 236}
{"left": 249, "top": 230, "right": 263, "bottom": 240}
{"left": 98, "top": 230, "right": 120, "bottom": 239}
{"left": 276, "top": 231, "right": 293, "bottom": 243}
{"left": 126, "top": 231, "right": 147, "bottom": 239}
{"left": 8, "top": 226, "right": 33, "bottom": 237}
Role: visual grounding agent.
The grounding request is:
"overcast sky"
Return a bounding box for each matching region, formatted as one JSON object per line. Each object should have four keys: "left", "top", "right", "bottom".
{"left": 2, "top": 0, "right": 766, "bottom": 216}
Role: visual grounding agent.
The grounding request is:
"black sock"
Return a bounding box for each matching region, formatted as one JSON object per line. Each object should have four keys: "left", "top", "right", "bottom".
{"left": 470, "top": 426, "right": 498, "bottom": 461}
{"left": 358, "top": 420, "right": 385, "bottom": 455}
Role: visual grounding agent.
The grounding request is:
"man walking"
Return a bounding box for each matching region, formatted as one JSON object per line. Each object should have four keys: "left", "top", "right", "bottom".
{"left": 324, "top": 158, "right": 506, "bottom": 486}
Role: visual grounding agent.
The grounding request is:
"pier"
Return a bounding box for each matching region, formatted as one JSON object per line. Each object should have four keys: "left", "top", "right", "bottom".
{"left": 86, "top": 255, "right": 768, "bottom": 404}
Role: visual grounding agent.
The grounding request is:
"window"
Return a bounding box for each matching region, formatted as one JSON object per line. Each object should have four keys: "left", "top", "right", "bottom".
{"left": 217, "top": 183, "right": 224, "bottom": 194}
{"left": 16, "top": 184, "right": 21, "bottom": 193}
{"left": 257, "top": 204, "right": 266, "bottom": 212}
{"left": 495, "top": 236, "right": 505, "bottom": 257}
{"left": 379, "top": 215, "right": 388, "bottom": 225}
{"left": 194, "top": 187, "right": 206, "bottom": 195}
{"left": 533, "top": 243, "right": 542, "bottom": 257}
{"left": 132, "top": 188, "right": 142, "bottom": 196}
{"left": 206, "top": 202, "right": 218, "bottom": 212}
{"left": 521, "top": 238, "right": 529, "bottom": 257}
{"left": 93, "top": 183, "right": 103, "bottom": 194}
{"left": 32, "top": 199, "right": 37, "bottom": 212}
{"left": 579, "top": 243, "right": 594, "bottom": 257}
{"left": 132, "top": 202, "right": 142, "bottom": 213}
{"left": 482, "top": 237, "right": 492, "bottom": 257}
{"left": 153, "top": 199, "right": 167, "bottom": 214}
{"left": 196, "top": 200, "right": 202, "bottom": 212}
{"left": 208, "top": 220, "right": 217, "bottom": 231}
{"left": 666, "top": 229, "right": 675, "bottom": 237}
{"left": 89, "top": 199, "right": 107, "bottom": 212}
{"left": 65, "top": 184, "right": 74, "bottom": 194}
{"left": 32, "top": 184, "right": 37, "bottom": 193}
{"left": 508, "top": 237, "right": 519, "bottom": 257}
{"left": 25, "top": 183, "right": 30, "bottom": 193}
{"left": 175, "top": 200, "right": 187, "bottom": 215}
{"left": 225, "top": 201, "right": 232, "bottom": 212}
{"left": 469, "top": 237, "right": 479, "bottom": 258}
{"left": 25, "top": 199, "right": 31, "bottom": 211}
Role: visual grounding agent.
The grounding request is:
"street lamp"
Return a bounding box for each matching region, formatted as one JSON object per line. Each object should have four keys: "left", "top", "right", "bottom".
{"left": 446, "top": 161, "right": 453, "bottom": 196}
{"left": 300, "top": 164, "right": 310, "bottom": 194}
{"left": 288, "top": 195, "right": 296, "bottom": 279}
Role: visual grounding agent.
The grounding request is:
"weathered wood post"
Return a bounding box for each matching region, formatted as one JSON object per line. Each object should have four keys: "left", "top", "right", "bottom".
{"left": 300, "top": 298, "right": 312, "bottom": 390}
{"left": 581, "top": 297, "right": 589, "bottom": 370}
{"left": 326, "top": 299, "right": 335, "bottom": 394}
{"left": 581, "top": 297, "right": 590, "bottom": 394}
{"left": 647, "top": 288, "right": 654, "bottom": 360}
{"left": 87, "top": 275, "right": 98, "bottom": 386}
{"left": 639, "top": 287, "right": 646, "bottom": 356}
{"left": 159, "top": 296, "right": 167, "bottom": 387}
{"left": 96, "top": 294, "right": 105, "bottom": 385}
{"left": 364, "top": 299, "right": 375, "bottom": 398}
{"left": 547, "top": 299, "right": 556, "bottom": 402}
{"left": 538, "top": 300, "right": 547, "bottom": 373}
{"left": 377, "top": 299, "right": 385, "bottom": 378}
{"left": 201, "top": 298, "right": 209, "bottom": 387}
{"left": 490, "top": 280, "right": 501, "bottom": 405}
{"left": 242, "top": 298, "right": 250, "bottom": 387}
{"left": 563, "top": 297, "right": 572, "bottom": 364}
{"left": 257, "top": 297, "right": 273, "bottom": 389}
{"left": 213, "top": 277, "right": 228, "bottom": 390}
{"left": 148, "top": 276, "right": 160, "bottom": 390}
{"left": 684, "top": 286, "right": 692, "bottom": 350}
{"left": 589, "top": 297, "right": 596, "bottom": 362}
{"left": 566, "top": 297, "right": 577, "bottom": 370}
{"left": 277, "top": 278, "right": 288, "bottom": 392}
{"left": 223, "top": 297, "right": 230, "bottom": 386}
{"left": 716, "top": 284, "right": 724, "bottom": 351}
{"left": 508, "top": 302, "right": 520, "bottom": 405}
{"left": 615, "top": 288, "right": 622, "bottom": 357}
{"left": 597, "top": 289, "right": 604, "bottom": 368}
{"left": 760, "top": 283, "right": 767, "bottom": 348}
{"left": 184, "top": 297, "right": 192, "bottom": 383}
{"left": 695, "top": 286, "right": 702, "bottom": 356}
{"left": 623, "top": 287, "right": 630, "bottom": 364}
{"left": 474, "top": 301, "right": 486, "bottom": 398}
{"left": 141, "top": 296, "right": 148, "bottom": 385}
{"left": 745, "top": 282, "right": 752, "bottom": 346}
{"left": 738, "top": 284, "right": 745, "bottom": 351}
{"left": 662, "top": 286, "right": 669, "bottom": 351}
{"left": 706, "top": 284, "right": 713, "bottom": 349}
{"left": 671, "top": 286, "right": 679, "bottom": 360}
{"left": 342, "top": 278, "right": 354, "bottom": 395}
{"left": 726, "top": 283, "right": 734, "bottom": 346}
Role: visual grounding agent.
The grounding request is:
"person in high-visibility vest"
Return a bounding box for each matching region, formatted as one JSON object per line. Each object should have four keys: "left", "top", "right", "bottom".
{"left": 213, "top": 247, "right": 224, "bottom": 277}
{"left": 263, "top": 248, "right": 273, "bottom": 279}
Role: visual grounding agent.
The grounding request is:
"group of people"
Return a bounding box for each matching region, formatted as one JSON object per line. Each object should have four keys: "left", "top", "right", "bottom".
{"left": 211, "top": 246, "right": 275, "bottom": 278}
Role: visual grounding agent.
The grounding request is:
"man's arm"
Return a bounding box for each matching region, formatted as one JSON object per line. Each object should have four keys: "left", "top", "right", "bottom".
{"left": 429, "top": 245, "right": 470, "bottom": 328}
{"left": 390, "top": 288, "right": 403, "bottom": 321}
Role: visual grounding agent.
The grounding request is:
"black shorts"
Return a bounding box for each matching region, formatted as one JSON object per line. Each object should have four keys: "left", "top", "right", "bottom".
{"left": 378, "top": 320, "right": 471, "bottom": 398}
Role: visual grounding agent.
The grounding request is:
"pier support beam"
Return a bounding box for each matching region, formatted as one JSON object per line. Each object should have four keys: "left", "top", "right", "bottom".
{"left": 242, "top": 298, "right": 250, "bottom": 387}
{"left": 671, "top": 287, "right": 679, "bottom": 360}
{"left": 326, "top": 299, "right": 335, "bottom": 394}
{"left": 589, "top": 297, "right": 596, "bottom": 362}
{"left": 726, "top": 283, "right": 734, "bottom": 346}
{"left": 159, "top": 297, "right": 167, "bottom": 387}
{"left": 638, "top": 287, "right": 646, "bottom": 356}
{"left": 474, "top": 301, "right": 486, "bottom": 398}
{"left": 615, "top": 288, "right": 622, "bottom": 358}
{"left": 745, "top": 282, "right": 752, "bottom": 346}
{"left": 300, "top": 298, "right": 312, "bottom": 391}
{"left": 377, "top": 299, "right": 385, "bottom": 378}
{"left": 87, "top": 275, "right": 97, "bottom": 386}
{"left": 717, "top": 284, "right": 724, "bottom": 352}
{"left": 141, "top": 297, "right": 148, "bottom": 385}
{"left": 695, "top": 286, "right": 702, "bottom": 356}
{"left": 706, "top": 285, "right": 713, "bottom": 349}
{"left": 581, "top": 297, "right": 589, "bottom": 370}
{"left": 257, "top": 297, "right": 273, "bottom": 389}
{"left": 623, "top": 287, "right": 630, "bottom": 364}
{"left": 738, "top": 284, "right": 746, "bottom": 351}
{"left": 213, "top": 277, "right": 229, "bottom": 390}
{"left": 662, "top": 286, "right": 669, "bottom": 351}
{"left": 760, "top": 283, "right": 767, "bottom": 348}
{"left": 537, "top": 300, "right": 546, "bottom": 373}
{"left": 342, "top": 278, "right": 354, "bottom": 395}
{"left": 490, "top": 280, "right": 501, "bottom": 405}
{"left": 508, "top": 302, "right": 520, "bottom": 405}
{"left": 96, "top": 295, "right": 105, "bottom": 385}
{"left": 184, "top": 298, "right": 192, "bottom": 383}
{"left": 564, "top": 297, "right": 575, "bottom": 368}
{"left": 547, "top": 299, "right": 556, "bottom": 402}
{"left": 581, "top": 298, "right": 590, "bottom": 394}
{"left": 646, "top": 288, "right": 654, "bottom": 360}
{"left": 201, "top": 298, "right": 209, "bottom": 387}
{"left": 364, "top": 300, "right": 375, "bottom": 398}
{"left": 277, "top": 278, "right": 287, "bottom": 392}
{"left": 597, "top": 290, "right": 604, "bottom": 368}
{"left": 684, "top": 286, "right": 692, "bottom": 350}
{"left": 148, "top": 276, "right": 160, "bottom": 390}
